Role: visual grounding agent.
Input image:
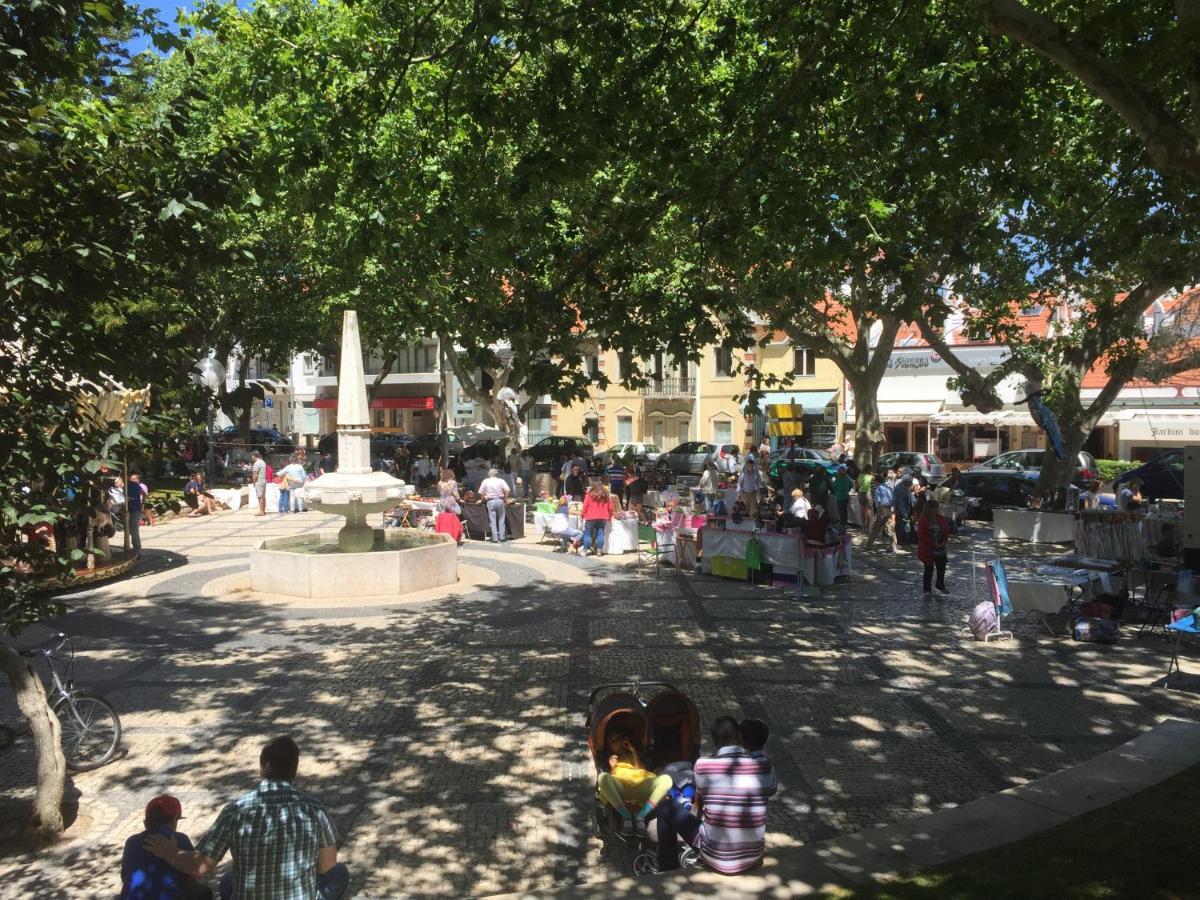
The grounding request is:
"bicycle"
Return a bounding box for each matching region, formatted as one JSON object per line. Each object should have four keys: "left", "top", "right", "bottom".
{"left": 0, "top": 633, "right": 122, "bottom": 771}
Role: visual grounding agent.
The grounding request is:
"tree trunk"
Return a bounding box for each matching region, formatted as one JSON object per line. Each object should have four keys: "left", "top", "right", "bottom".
{"left": 0, "top": 644, "right": 66, "bottom": 845}
{"left": 848, "top": 376, "right": 885, "bottom": 473}
{"left": 1034, "top": 424, "right": 1087, "bottom": 508}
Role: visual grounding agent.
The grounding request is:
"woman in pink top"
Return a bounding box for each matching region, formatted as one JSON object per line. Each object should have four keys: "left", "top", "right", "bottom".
{"left": 580, "top": 483, "right": 613, "bottom": 556}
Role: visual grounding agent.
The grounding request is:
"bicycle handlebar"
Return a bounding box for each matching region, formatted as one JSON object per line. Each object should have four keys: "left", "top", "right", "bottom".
{"left": 16, "top": 633, "right": 69, "bottom": 659}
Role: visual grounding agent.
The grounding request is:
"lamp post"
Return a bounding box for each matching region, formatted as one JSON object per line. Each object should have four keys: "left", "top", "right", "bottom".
{"left": 194, "top": 358, "right": 224, "bottom": 482}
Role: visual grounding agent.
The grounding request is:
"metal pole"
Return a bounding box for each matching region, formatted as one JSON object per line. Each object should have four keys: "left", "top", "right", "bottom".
{"left": 206, "top": 400, "right": 216, "bottom": 482}
{"left": 440, "top": 343, "right": 450, "bottom": 470}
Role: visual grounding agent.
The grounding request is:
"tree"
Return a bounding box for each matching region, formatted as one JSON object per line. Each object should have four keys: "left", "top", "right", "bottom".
{"left": 1, "top": 0, "right": 245, "bottom": 841}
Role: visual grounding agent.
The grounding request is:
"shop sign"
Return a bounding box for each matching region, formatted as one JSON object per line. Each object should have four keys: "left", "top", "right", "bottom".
{"left": 885, "top": 347, "right": 1010, "bottom": 373}
{"left": 1119, "top": 417, "right": 1200, "bottom": 443}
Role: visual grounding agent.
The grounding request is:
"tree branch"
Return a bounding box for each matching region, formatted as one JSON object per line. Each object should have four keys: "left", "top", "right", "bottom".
{"left": 976, "top": 0, "right": 1200, "bottom": 177}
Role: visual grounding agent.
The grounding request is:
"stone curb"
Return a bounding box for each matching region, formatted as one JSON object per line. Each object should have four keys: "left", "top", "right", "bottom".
{"left": 483, "top": 718, "right": 1200, "bottom": 899}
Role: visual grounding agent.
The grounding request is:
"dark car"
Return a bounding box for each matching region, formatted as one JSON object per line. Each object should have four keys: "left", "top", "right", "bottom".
{"left": 1114, "top": 449, "right": 1185, "bottom": 501}
{"left": 976, "top": 448, "right": 1098, "bottom": 488}
{"left": 767, "top": 447, "right": 838, "bottom": 485}
{"left": 459, "top": 438, "right": 513, "bottom": 465}
{"left": 527, "top": 436, "right": 596, "bottom": 471}
{"left": 369, "top": 432, "right": 414, "bottom": 459}
{"left": 876, "top": 451, "right": 945, "bottom": 483}
{"left": 406, "top": 432, "right": 466, "bottom": 461}
{"left": 218, "top": 425, "right": 295, "bottom": 455}
{"left": 958, "top": 468, "right": 1038, "bottom": 519}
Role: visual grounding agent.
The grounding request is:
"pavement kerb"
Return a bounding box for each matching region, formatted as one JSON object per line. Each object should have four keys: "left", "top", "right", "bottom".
{"left": 482, "top": 718, "right": 1200, "bottom": 899}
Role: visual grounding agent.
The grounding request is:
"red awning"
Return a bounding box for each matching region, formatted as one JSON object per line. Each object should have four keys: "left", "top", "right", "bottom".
{"left": 312, "top": 397, "right": 435, "bottom": 410}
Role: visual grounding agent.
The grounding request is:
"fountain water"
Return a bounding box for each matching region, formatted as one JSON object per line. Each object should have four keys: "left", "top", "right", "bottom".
{"left": 248, "top": 310, "right": 457, "bottom": 599}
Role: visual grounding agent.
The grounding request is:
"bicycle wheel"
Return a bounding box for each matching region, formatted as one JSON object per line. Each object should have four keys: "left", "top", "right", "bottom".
{"left": 53, "top": 692, "right": 121, "bottom": 771}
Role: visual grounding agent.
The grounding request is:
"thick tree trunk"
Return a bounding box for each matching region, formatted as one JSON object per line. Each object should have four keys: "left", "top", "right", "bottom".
{"left": 1034, "top": 424, "right": 1087, "bottom": 508}
{"left": 848, "top": 376, "right": 885, "bottom": 473}
{"left": 0, "top": 644, "right": 66, "bottom": 845}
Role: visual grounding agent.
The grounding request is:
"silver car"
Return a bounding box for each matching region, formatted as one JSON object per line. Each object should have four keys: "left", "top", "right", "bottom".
{"left": 601, "top": 442, "right": 662, "bottom": 467}
{"left": 657, "top": 441, "right": 719, "bottom": 476}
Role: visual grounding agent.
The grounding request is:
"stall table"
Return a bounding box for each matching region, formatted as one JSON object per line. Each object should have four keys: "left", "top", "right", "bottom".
{"left": 1164, "top": 615, "right": 1200, "bottom": 689}
{"left": 462, "top": 502, "right": 526, "bottom": 541}
{"left": 605, "top": 517, "right": 639, "bottom": 554}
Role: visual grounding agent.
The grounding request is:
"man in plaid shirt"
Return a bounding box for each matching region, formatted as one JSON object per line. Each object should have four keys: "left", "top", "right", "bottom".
{"left": 144, "top": 736, "right": 349, "bottom": 899}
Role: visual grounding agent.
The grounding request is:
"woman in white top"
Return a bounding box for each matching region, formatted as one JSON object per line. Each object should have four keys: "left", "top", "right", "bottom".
{"left": 1080, "top": 480, "right": 1102, "bottom": 511}
{"left": 789, "top": 488, "right": 811, "bottom": 520}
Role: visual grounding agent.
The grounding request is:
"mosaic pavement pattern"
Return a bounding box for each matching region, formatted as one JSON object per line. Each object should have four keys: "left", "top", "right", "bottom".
{"left": 2, "top": 507, "right": 1199, "bottom": 897}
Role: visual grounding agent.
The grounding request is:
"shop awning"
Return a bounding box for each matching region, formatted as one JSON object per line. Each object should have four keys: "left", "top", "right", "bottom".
{"left": 752, "top": 389, "right": 838, "bottom": 415}
{"left": 876, "top": 400, "right": 943, "bottom": 421}
{"left": 930, "top": 409, "right": 1010, "bottom": 426}
{"left": 313, "top": 396, "right": 435, "bottom": 410}
{"left": 1119, "top": 409, "right": 1200, "bottom": 443}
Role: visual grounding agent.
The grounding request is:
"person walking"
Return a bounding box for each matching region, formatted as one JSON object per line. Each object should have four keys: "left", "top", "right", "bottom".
{"left": 281, "top": 456, "right": 308, "bottom": 513}
{"left": 249, "top": 451, "right": 267, "bottom": 516}
{"left": 478, "top": 468, "right": 512, "bottom": 543}
{"left": 736, "top": 457, "right": 761, "bottom": 518}
{"left": 125, "top": 472, "right": 144, "bottom": 557}
{"left": 865, "top": 469, "right": 898, "bottom": 552}
{"left": 143, "top": 736, "right": 349, "bottom": 900}
{"left": 831, "top": 464, "right": 854, "bottom": 531}
{"left": 581, "top": 482, "right": 613, "bottom": 556}
{"left": 917, "top": 500, "right": 951, "bottom": 600}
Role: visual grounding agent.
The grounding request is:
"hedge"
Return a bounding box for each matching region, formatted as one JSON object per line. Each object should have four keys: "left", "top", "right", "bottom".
{"left": 1096, "top": 459, "right": 1139, "bottom": 484}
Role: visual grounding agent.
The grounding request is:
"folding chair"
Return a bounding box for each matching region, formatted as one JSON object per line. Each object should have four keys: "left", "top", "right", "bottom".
{"left": 638, "top": 523, "right": 665, "bottom": 578}
{"left": 983, "top": 559, "right": 1015, "bottom": 642}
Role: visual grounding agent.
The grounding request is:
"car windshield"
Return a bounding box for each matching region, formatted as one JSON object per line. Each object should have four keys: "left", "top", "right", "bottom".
{"left": 643, "top": 445, "right": 659, "bottom": 453}
{"left": 811, "top": 449, "right": 832, "bottom": 460}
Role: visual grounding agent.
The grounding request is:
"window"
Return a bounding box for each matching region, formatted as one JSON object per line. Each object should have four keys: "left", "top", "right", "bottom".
{"left": 713, "top": 419, "right": 732, "bottom": 445}
{"left": 678, "top": 419, "right": 691, "bottom": 445}
{"left": 714, "top": 347, "right": 733, "bottom": 378}
{"left": 653, "top": 419, "right": 665, "bottom": 447}
{"left": 374, "top": 409, "right": 385, "bottom": 427}
{"left": 792, "top": 347, "right": 815, "bottom": 377}
{"left": 617, "top": 415, "right": 633, "bottom": 443}
{"left": 584, "top": 419, "right": 599, "bottom": 443}
{"left": 586, "top": 354, "right": 600, "bottom": 379}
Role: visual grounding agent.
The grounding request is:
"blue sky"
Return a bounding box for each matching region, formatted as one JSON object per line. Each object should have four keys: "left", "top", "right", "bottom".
{"left": 126, "top": 0, "right": 252, "bottom": 55}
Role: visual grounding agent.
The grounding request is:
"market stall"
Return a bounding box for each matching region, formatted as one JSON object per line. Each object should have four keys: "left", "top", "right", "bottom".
{"left": 461, "top": 502, "right": 526, "bottom": 541}
{"left": 1073, "top": 510, "right": 1147, "bottom": 561}
{"left": 993, "top": 508, "right": 1075, "bottom": 543}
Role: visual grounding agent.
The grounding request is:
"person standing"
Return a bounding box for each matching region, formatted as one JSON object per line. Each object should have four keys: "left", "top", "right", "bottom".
{"left": 507, "top": 448, "right": 525, "bottom": 497}
{"left": 249, "top": 451, "right": 267, "bottom": 517}
{"left": 478, "top": 468, "right": 512, "bottom": 543}
{"left": 276, "top": 469, "right": 292, "bottom": 514}
{"left": 126, "top": 472, "right": 144, "bottom": 557}
{"left": 865, "top": 469, "right": 898, "bottom": 552}
{"left": 394, "top": 443, "right": 411, "bottom": 482}
{"left": 564, "top": 463, "right": 587, "bottom": 500}
{"left": 917, "top": 500, "right": 951, "bottom": 600}
{"left": 581, "top": 482, "right": 613, "bottom": 556}
{"left": 623, "top": 467, "right": 647, "bottom": 516}
{"left": 281, "top": 456, "right": 308, "bottom": 513}
{"left": 143, "top": 736, "right": 348, "bottom": 900}
{"left": 894, "top": 473, "right": 915, "bottom": 545}
{"left": 736, "top": 457, "right": 761, "bottom": 518}
{"left": 1080, "top": 479, "right": 1102, "bottom": 511}
{"left": 437, "top": 467, "right": 462, "bottom": 515}
{"left": 831, "top": 465, "right": 854, "bottom": 531}
{"left": 1118, "top": 477, "right": 1143, "bottom": 511}
{"left": 697, "top": 459, "right": 719, "bottom": 511}
{"left": 856, "top": 466, "right": 875, "bottom": 531}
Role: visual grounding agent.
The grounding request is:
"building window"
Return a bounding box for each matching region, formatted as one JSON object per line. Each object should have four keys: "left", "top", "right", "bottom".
{"left": 713, "top": 419, "right": 732, "bottom": 445}
{"left": 617, "top": 415, "right": 633, "bottom": 443}
{"left": 792, "top": 347, "right": 815, "bottom": 377}
{"left": 678, "top": 419, "right": 690, "bottom": 445}
{"left": 584, "top": 418, "right": 600, "bottom": 443}
{"left": 714, "top": 347, "right": 733, "bottom": 378}
{"left": 586, "top": 354, "right": 600, "bottom": 380}
{"left": 374, "top": 409, "right": 384, "bottom": 427}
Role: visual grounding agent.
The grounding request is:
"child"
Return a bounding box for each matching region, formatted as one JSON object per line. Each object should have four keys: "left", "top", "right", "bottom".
{"left": 597, "top": 730, "right": 673, "bottom": 839}
{"left": 740, "top": 717, "right": 771, "bottom": 761}
{"left": 120, "top": 794, "right": 211, "bottom": 899}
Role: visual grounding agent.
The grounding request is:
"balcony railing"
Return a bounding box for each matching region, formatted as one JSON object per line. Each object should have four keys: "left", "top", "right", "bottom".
{"left": 640, "top": 377, "right": 692, "bottom": 398}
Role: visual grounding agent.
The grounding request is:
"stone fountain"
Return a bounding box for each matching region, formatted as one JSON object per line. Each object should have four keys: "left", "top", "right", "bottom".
{"left": 249, "top": 310, "right": 457, "bottom": 599}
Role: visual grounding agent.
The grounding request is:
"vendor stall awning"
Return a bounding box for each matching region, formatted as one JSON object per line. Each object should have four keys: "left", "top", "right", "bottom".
{"left": 877, "top": 400, "right": 942, "bottom": 421}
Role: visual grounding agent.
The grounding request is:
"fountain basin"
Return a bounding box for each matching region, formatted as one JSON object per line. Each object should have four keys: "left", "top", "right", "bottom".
{"left": 250, "top": 529, "right": 457, "bottom": 599}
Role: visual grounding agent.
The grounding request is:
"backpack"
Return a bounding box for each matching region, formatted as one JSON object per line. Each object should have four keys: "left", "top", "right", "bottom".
{"left": 1072, "top": 617, "right": 1119, "bottom": 644}
{"left": 968, "top": 600, "right": 997, "bottom": 640}
{"left": 873, "top": 481, "right": 894, "bottom": 508}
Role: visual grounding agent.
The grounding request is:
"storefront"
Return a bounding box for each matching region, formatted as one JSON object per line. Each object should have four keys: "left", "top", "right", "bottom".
{"left": 753, "top": 390, "right": 841, "bottom": 449}
{"left": 1118, "top": 409, "right": 1200, "bottom": 461}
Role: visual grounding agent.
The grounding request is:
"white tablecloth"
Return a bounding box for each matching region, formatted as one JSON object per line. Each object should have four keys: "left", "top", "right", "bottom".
{"left": 533, "top": 511, "right": 581, "bottom": 534}
{"left": 993, "top": 509, "right": 1075, "bottom": 543}
{"left": 209, "top": 488, "right": 243, "bottom": 511}
{"left": 1074, "top": 514, "right": 1147, "bottom": 561}
{"left": 606, "top": 518, "right": 639, "bottom": 554}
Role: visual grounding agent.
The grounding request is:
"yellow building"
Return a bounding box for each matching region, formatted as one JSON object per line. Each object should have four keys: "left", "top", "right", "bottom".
{"left": 553, "top": 331, "right": 844, "bottom": 452}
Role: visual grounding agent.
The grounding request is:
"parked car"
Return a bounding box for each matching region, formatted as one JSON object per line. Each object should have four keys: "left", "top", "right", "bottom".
{"left": 369, "top": 432, "right": 414, "bottom": 459}
{"left": 876, "top": 452, "right": 945, "bottom": 484}
{"left": 600, "top": 442, "right": 662, "bottom": 468}
{"left": 405, "top": 432, "right": 466, "bottom": 461}
{"left": 527, "top": 435, "right": 596, "bottom": 471}
{"left": 217, "top": 425, "right": 295, "bottom": 456}
{"left": 656, "top": 441, "right": 719, "bottom": 477}
{"left": 974, "top": 448, "right": 1098, "bottom": 487}
{"left": 1114, "top": 449, "right": 1185, "bottom": 501}
{"left": 958, "top": 468, "right": 1038, "bottom": 519}
{"left": 459, "top": 437, "right": 513, "bottom": 465}
{"left": 767, "top": 446, "right": 837, "bottom": 485}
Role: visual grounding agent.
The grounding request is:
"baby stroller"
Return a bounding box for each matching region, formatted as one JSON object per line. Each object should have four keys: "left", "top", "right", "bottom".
{"left": 585, "top": 679, "right": 703, "bottom": 875}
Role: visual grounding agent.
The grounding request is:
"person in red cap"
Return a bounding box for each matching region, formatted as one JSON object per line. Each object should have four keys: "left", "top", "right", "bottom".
{"left": 121, "top": 794, "right": 211, "bottom": 899}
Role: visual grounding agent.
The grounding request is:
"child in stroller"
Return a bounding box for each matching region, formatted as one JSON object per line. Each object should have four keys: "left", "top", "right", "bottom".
{"left": 586, "top": 680, "right": 702, "bottom": 876}
{"left": 598, "top": 729, "right": 673, "bottom": 838}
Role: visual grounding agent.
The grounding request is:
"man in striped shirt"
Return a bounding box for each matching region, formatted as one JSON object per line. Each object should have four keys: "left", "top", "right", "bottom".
{"left": 654, "top": 716, "right": 778, "bottom": 873}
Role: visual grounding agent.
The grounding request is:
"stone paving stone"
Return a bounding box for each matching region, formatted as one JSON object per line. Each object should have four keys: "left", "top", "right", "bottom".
{"left": 5, "top": 512, "right": 1200, "bottom": 897}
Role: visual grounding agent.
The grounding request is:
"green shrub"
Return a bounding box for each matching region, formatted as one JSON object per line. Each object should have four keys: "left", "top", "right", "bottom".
{"left": 1096, "top": 459, "right": 1139, "bottom": 484}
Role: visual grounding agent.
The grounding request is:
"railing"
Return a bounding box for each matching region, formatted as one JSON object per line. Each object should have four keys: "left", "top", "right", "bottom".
{"left": 640, "top": 377, "right": 692, "bottom": 398}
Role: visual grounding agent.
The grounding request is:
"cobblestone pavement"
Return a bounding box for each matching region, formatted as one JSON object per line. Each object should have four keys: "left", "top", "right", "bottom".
{"left": 2, "top": 508, "right": 1200, "bottom": 897}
